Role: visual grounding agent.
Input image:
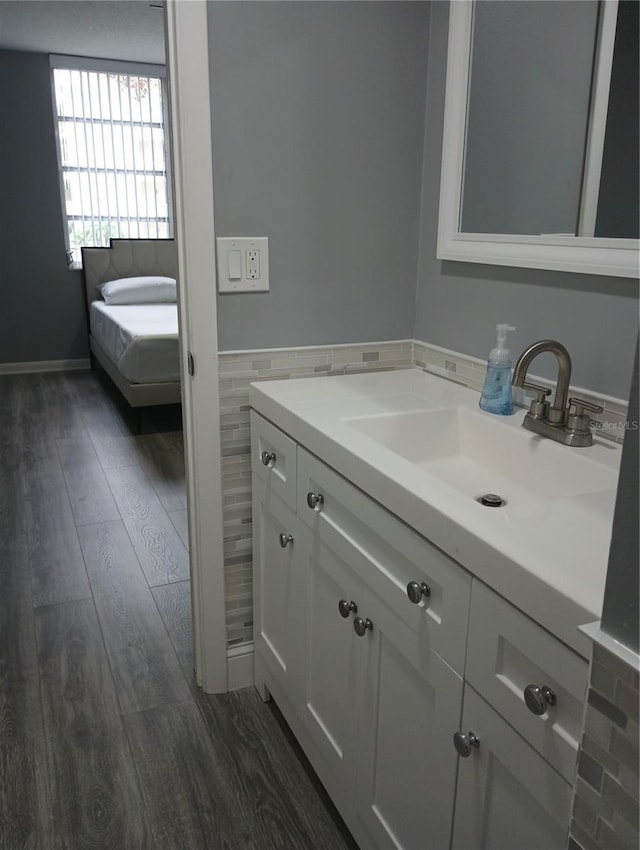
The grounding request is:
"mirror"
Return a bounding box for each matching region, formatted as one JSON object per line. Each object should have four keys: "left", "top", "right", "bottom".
{"left": 437, "top": 0, "right": 639, "bottom": 278}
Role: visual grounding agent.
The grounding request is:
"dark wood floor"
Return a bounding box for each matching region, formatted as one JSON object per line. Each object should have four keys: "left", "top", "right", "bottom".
{"left": 0, "top": 370, "right": 357, "bottom": 850}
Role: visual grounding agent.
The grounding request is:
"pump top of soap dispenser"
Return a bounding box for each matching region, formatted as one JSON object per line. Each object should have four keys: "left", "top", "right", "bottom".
{"left": 489, "top": 324, "right": 516, "bottom": 365}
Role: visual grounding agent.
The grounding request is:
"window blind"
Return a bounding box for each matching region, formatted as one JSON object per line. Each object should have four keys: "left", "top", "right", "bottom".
{"left": 52, "top": 63, "right": 173, "bottom": 264}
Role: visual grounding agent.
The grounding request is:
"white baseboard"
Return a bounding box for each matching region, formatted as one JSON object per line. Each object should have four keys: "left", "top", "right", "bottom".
{"left": 227, "top": 642, "right": 254, "bottom": 691}
{"left": 0, "top": 358, "right": 91, "bottom": 375}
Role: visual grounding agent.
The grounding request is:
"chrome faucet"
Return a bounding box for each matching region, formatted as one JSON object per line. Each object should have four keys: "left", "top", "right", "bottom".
{"left": 512, "top": 340, "right": 602, "bottom": 447}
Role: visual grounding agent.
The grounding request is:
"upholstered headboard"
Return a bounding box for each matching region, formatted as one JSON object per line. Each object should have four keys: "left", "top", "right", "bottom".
{"left": 82, "top": 239, "right": 178, "bottom": 308}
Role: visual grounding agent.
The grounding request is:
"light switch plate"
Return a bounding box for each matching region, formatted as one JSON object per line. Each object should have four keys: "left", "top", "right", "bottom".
{"left": 216, "top": 237, "right": 269, "bottom": 292}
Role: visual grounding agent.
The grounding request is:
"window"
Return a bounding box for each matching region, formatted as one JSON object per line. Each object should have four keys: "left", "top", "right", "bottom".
{"left": 51, "top": 56, "right": 173, "bottom": 265}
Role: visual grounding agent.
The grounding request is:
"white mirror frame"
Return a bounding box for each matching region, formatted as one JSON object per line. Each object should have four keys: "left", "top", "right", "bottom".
{"left": 437, "top": 1, "right": 639, "bottom": 280}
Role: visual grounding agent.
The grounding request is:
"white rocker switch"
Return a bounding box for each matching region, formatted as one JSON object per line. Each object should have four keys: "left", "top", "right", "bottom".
{"left": 227, "top": 249, "right": 242, "bottom": 280}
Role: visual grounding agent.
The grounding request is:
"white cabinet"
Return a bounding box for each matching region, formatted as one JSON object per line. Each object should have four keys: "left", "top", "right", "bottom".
{"left": 297, "top": 447, "right": 472, "bottom": 673}
{"left": 451, "top": 686, "right": 573, "bottom": 850}
{"left": 295, "top": 444, "right": 471, "bottom": 848}
{"left": 250, "top": 410, "right": 583, "bottom": 850}
{"left": 297, "top": 526, "right": 361, "bottom": 788}
{"left": 356, "top": 584, "right": 463, "bottom": 850}
{"left": 297, "top": 524, "right": 464, "bottom": 850}
{"left": 465, "top": 581, "right": 588, "bottom": 783}
{"left": 252, "top": 479, "right": 302, "bottom": 701}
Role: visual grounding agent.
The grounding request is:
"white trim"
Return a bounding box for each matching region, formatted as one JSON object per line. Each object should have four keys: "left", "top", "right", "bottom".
{"left": 579, "top": 621, "right": 640, "bottom": 672}
{"left": 578, "top": 0, "right": 618, "bottom": 237}
{"left": 166, "top": 0, "right": 228, "bottom": 693}
{"left": 219, "top": 339, "right": 413, "bottom": 357}
{"left": 227, "top": 644, "right": 255, "bottom": 692}
{"left": 0, "top": 359, "right": 90, "bottom": 375}
{"left": 49, "top": 54, "right": 166, "bottom": 77}
{"left": 437, "top": 1, "right": 639, "bottom": 280}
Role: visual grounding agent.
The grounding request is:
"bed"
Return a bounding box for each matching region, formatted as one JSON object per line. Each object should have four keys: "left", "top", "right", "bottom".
{"left": 82, "top": 239, "right": 182, "bottom": 407}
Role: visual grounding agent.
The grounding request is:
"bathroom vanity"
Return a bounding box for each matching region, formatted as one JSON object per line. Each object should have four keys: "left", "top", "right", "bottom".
{"left": 249, "top": 369, "right": 621, "bottom": 850}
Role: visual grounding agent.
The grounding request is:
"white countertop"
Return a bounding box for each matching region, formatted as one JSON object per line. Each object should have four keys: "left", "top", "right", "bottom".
{"left": 250, "top": 369, "right": 622, "bottom": 658}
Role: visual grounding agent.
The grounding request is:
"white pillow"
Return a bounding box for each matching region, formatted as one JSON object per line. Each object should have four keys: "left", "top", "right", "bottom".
{"left": 99, "top": 276, "right": 177, "bottom": 305}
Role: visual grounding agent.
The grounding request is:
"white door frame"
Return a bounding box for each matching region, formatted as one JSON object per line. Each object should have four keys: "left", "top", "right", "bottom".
{"left": 165, "top": 0, "right": 227, "bottom": 693}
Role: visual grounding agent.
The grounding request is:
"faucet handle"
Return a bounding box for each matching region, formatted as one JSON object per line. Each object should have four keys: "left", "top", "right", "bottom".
{"left": 522, "top": 381, "right": 551, "bottom": 420}
{"left": 566, "top": 397, "right": 603, "bottom": 443}
{"left": 522, "top": 381, "right": 552, "bottom": 400}
{"left": 568, "top": 397, "right": 603, "bottom": 416}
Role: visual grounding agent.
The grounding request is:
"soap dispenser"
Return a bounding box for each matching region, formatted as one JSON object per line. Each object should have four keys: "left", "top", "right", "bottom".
{"left": 479, "top": 324, "right": 516, "bottom": 415}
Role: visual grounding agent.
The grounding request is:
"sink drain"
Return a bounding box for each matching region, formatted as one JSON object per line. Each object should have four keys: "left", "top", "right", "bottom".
{"left": 476, "top": 493, "right": 507, "bottom": 508}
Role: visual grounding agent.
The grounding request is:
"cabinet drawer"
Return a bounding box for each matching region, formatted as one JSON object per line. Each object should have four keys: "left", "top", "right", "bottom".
{"left": 466, "top": 581, "right": 588, "bottom": 783}
{"left": 250, "top": 411, "right": 297, "bottom": 510}
{"left": 297, "top": 448, "right": 471, "bottom": 673}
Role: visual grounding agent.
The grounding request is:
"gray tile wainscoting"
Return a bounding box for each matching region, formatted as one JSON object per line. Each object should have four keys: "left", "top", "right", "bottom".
{"left": 413, "top": 340, "right": 630, "bottom": 445}
{"left": 569, "top": 644, "right": 639, "bottom": 850}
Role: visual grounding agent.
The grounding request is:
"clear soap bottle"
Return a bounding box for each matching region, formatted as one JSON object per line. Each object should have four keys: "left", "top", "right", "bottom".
{"left": 479, "top": 324, "right": 516, "bottom": 415}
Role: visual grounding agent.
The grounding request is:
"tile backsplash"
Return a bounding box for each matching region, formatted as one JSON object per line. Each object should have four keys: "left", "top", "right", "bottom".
{"left": 219, "top": 338, "right": 630, "bottom": 650}
{"left": 569, "top": 643, "right": 639, "bottom": 850}
{"left": 413, "top": 340, "right": 630, "bottom": 445}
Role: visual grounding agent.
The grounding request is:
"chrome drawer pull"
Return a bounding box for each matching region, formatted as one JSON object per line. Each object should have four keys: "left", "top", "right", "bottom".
{"left": 524, "top": 684, "right": 557, "bottom": 716}
{"left": 279, "top": 533, "right": 293, "bottom": 548}
{"left": 453, "top": 731, "right": 480, "bottom": 758}
{"left": 338, "top": 599, "right": 357, "bottom": 618}
{"left": 406, "top": 581, "right": 431, "bottom": 604}
{"left": 306, "top": 491, "right": 324, "bottom": 510}
{"left": 261, "top": 450, "right": 276, "bottom": 466}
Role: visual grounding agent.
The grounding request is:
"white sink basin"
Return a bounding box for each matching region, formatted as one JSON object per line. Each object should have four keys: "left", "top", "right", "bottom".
{"left": 343, "top": 406, "right": 618, "bottom": 508}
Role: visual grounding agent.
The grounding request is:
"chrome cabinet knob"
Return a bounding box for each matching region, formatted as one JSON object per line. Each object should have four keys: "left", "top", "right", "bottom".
{"left": 306, "top": 491, "right": 324, "bottom": 510}
{"left": 279, "top": 533, "right": 293, "bottom": 548}
{"left": 353, "top": 616, "right": 373, "bottom": 637}
{"left": 261, "top": 450, "right": 276, "bottom": 466}
{"left": 453, "top": 731, "right": 480, "bottom": 758}
{"left": 338, "top": 599, "right": 357, "bottom": 618}
{"left": 406, "top": 581, "right": 431, "bottom": 604}
{"left": 524, "top": 684, "right": 557, "bottom": 716}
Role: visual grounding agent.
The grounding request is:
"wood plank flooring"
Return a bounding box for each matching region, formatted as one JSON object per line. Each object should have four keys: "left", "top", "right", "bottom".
{"left": 0, "top": 370, "right": 356, "bottom": 850}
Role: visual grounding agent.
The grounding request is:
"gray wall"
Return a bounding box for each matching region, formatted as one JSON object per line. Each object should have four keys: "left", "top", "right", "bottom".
{"left": 208, "top": 1, "right": 429, "bottom": 351}
{"left": 0, "top": 49, "right": 88, "bottom": 364}
{"left": 602, "top": 344, "right": 639, "bottom": 653}
{"left": 414, "top": 2, "right": 639, "bottom": 399}
{"left": 462, "top": 0, "right": 597, "bottom": 236}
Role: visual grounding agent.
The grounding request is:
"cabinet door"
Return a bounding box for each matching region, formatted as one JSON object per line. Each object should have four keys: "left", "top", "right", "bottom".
{"left": 253, "top": 481, "right": 301, "bottom": 699}
{"left": 297, "top": 528, "right": 362, "bottom": 789}
{"left": 452, "top": 686, "right": 572, "bottom": 850}
{"left": 356, "top": 587, "right": 464, "bottom": 850}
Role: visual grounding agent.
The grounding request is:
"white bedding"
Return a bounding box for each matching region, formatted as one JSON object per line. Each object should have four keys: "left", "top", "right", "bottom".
{"left": 90, "top": 302, "right": 180, "bottom": 384}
